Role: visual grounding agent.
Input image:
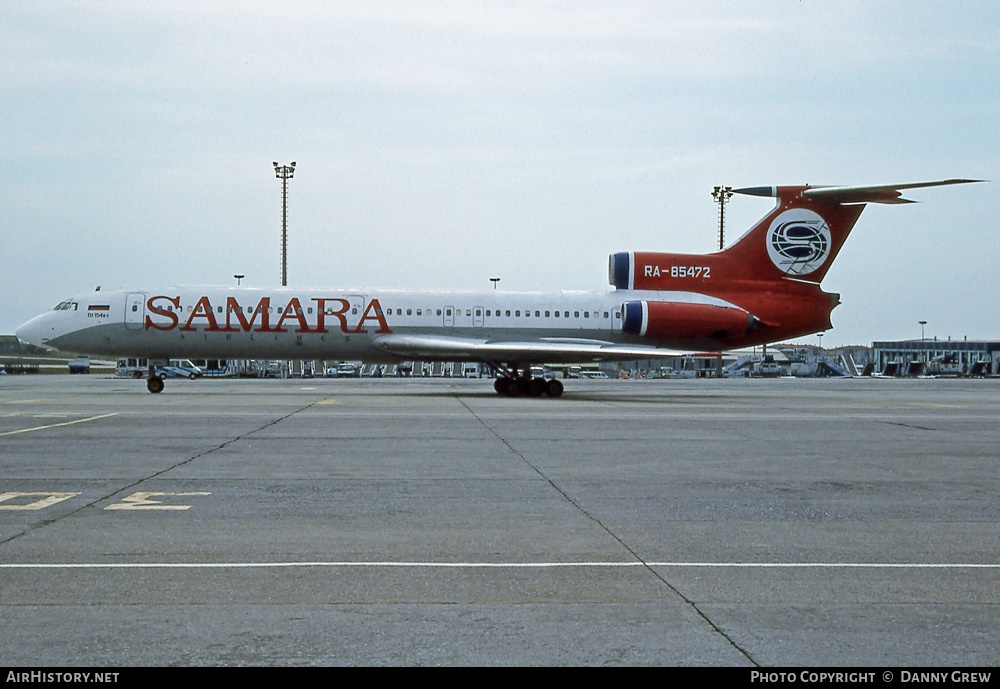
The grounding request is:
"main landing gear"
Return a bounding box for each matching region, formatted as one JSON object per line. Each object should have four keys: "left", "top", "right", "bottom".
{"left": 492, "top": 372, "right": 564, "bottom": 398}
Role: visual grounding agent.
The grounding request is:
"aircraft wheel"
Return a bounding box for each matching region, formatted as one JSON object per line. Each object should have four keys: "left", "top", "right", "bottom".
{"left": 494, "top": 378, "right": 511, "bottom": 395}
{"left": 544, "top": 379, "right": 564, "bottom": 398}
{"left": 505, "top": 380, "right": 522, "bottom": 397}
{"left": 526, "top": 378, "right": 545, "bottom": 397}
{"left": 147, "top": 377, "right": 165, "bottom": 394}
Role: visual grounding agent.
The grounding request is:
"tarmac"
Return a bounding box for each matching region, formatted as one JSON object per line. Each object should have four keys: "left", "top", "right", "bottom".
{"left": 1, "top": 374, "right": 998, "bottom": 666}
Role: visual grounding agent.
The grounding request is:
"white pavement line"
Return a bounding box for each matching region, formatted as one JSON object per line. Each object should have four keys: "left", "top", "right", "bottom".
{"left": 0, "top": 413, "right": 119, "bottom": 437}
{"left": 0, "top": 561, "right": 996, "bottom": 570}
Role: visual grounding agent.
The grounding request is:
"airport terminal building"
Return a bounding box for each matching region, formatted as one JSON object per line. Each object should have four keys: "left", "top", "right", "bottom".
{"left": 872, "top": 338, "right": 1000, "bottom": 376}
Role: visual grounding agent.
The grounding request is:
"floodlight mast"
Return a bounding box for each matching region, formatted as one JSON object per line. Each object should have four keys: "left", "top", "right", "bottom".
{"left": 273, "top": 161, "right": 296, "bottom": 287}
{"left": 712, "top": 185, "right": 733, "bottom": 251}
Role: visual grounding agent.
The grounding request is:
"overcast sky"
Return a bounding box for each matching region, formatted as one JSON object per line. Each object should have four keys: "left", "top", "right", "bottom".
{"left": 2, "top": 1, "right": 997, "bottom": 346}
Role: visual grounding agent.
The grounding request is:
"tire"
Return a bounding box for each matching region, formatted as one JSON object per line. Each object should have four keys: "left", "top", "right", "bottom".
{"left": 544, "top": 379, "right": 564, "bottom": 398}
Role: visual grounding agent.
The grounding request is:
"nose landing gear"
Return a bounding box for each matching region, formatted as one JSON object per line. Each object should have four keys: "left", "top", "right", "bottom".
{"left": 146, "top": 362, "right": 166, "bottom": 393}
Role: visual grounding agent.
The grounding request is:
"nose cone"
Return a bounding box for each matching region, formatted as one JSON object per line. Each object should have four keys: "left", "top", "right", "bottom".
{"left": 15, "top": 313, "right": 54, "bottom": 349}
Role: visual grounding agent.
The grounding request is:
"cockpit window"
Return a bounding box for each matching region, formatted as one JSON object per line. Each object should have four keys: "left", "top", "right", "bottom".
{"left": 53, "top": 301, "right": 78, "bottom": 311}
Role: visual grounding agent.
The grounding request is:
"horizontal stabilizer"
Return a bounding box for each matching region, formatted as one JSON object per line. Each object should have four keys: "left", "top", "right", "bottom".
{"left": 734, "top": 179, "right": 984, "bottom": 204}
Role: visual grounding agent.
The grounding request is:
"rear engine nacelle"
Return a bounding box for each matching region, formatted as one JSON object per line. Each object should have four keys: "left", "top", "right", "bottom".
{"left": 609, "top": 252, "right": 631, "bottom": 289}
{"left": 622, "top": 300, "right": 755, "bottom": 341}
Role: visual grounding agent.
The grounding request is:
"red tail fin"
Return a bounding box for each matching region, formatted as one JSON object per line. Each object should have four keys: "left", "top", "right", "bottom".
{"left": 608, "top": 180, "right": 982, "bottom": 348}
{"left": 718, "top": 185, "right": 864, "bottom": 284}
{"left": 609, "top": 180, "right": 982, "bottom": 291}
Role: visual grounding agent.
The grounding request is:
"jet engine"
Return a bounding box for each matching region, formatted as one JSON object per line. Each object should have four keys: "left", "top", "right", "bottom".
{"left": 621, "top": 300, "right": 756, "bottom": 341}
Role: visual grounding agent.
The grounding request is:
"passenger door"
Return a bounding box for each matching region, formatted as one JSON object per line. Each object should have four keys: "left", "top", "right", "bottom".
{"left": 124, "top": 293, "right": 145, "bottom": 330}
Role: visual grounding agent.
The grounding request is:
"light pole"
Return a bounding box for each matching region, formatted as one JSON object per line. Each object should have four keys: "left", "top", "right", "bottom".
{"left": 712, "top": 185, "right": 733, "bottom": 251}
{"left": 919, "top": 320, "right": 928, "bottom": 363}
{"left": 273, "top": 161, "right": 296, "bottom": 287}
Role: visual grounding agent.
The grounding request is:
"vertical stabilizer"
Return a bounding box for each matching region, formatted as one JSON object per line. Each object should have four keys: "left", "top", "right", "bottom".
{"left": 722, "top": 185, "right": 864, "bottom": 284}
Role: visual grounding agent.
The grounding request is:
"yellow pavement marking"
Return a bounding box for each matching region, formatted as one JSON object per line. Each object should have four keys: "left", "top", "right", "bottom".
{"left": 0, "top": 413, "right": 118, "bottom": 437}
{"left": 0, "top": 492, "right": 80, "bottom": 511}
{"left": 104, "top": 491, "right": 211, "bottom": 511}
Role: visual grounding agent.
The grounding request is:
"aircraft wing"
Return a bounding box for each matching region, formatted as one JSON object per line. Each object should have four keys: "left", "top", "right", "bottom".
{"left": 372, "top": 333, "right": 683, "bottom": 364}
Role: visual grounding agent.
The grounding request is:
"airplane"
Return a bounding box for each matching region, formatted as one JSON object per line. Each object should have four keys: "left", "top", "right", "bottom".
{"left": 15, "top": 179, "right": 980, "bottom": 395}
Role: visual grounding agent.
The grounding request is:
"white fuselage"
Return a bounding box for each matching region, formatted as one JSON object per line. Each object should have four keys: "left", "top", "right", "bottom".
{"left": 16, "top": 286, "right": 675, "bottom": 363}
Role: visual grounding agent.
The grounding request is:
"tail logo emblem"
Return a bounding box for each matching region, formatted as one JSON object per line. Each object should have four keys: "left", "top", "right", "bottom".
{"left": 766, "top": 209, "right": 831, "bottom": 276}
